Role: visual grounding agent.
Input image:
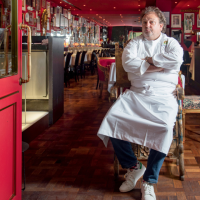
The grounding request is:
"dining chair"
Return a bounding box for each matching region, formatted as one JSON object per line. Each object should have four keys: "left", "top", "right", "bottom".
{"left": 97, "top": 57, "right": 115, "bottom": 97}
{"left": 64, "top": 52, "right": 73, "bottom": 87}
{"left": 78, "top": 50, "right": 87, "bottom": 79}
{"left": 71, "top": 51, "right": 82, "bottom": 82}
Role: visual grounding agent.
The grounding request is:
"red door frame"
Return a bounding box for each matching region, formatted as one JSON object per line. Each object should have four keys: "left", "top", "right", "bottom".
{"left": 0, "top": 0, "right": 22, "bottom": 199}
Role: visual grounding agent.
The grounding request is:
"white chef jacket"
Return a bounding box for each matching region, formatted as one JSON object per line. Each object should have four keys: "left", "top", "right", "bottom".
{"left": 97, "top": 33, "right": 183, "bottom": 154}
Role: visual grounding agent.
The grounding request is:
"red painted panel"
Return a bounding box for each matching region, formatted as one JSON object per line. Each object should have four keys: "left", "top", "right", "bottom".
{"left": 0, "top": 105, "right": 15, "bottom": 200}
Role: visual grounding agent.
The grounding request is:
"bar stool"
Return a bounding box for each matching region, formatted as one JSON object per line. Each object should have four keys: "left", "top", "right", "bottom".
{"left": 22, "top": 141, "right": 29, "bottom": 191}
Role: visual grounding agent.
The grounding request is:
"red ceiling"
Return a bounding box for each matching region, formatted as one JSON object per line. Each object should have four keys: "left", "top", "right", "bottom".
{"left": 52, "top": 0, "right": 200, "bottom": 26}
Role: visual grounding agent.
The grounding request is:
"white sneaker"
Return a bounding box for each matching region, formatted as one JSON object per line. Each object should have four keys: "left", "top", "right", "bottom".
{"left": 141, "top": 181, "right": 156, "bottom": 200}
{"left": 119, "top": 161, "right": 146, "bottom": 192}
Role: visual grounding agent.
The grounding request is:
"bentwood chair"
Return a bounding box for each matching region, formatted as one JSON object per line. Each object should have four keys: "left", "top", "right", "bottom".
{"left": 110, "top": 43, "right": 185, "bottom": 181}
{"left": 64, "top": 52, "right": 73, "bottom": 87}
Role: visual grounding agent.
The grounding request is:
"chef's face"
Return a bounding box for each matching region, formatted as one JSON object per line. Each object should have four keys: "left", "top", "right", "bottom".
{"left": 142, "top": 12, "right": 163, "bottom": 40}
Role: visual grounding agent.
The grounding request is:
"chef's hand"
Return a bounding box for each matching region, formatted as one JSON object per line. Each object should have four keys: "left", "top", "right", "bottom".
{"left": 146, "top": 57, "right": 154, "bottom": 65}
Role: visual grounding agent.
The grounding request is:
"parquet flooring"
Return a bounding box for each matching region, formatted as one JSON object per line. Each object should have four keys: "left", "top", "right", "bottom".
{"left": 22, "top": 72, "right": 200, "bottom": 200}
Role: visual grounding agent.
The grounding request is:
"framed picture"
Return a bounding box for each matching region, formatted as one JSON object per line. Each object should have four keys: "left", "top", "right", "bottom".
{"left": 184, "top": 13, "right": 194, "bottom": 33}
{"left": 26, "top": 0, "right": 32, "bottom": 7}
{"left": 163, "top": 12, "right": 170, "bottom": 25}
{"left": 42, "top": 0, "right": 46, "bottom": 8}
{"left": 47, "top": 19, "right": 50, "bottom": 30}
{"left": 37, "top": 16, "right": 40, "bottom": 31}
{"left": 197, "top": 14, "right": 200, "bottom": 28}
{"left": 171, "top": 29, "right": 181, "bottom": 43}
{"left": 47, "top": 2, "right": 50, "bottom": 18}
{"left": 32, "top": 27, "right": 36, "bottom": 36}
{"left": 22, "top": 0, "right": 26, "bottom": 11}
{"left": 197, "top": 32, "right": 200, "bottom": 42}
{"left": 50, "top": 7, "right": 53, "bottom": 14}
{"left": 36, "top": 0, "right": 40, "bottom": 11}
{"left": 171, "top": 14, "right": 181, "bottom": 28}
{"left": 29, "top": 12, "right": 33, "bottom": 25}
{"left": 32, "top": 0, "right": 35, "bottom": 8}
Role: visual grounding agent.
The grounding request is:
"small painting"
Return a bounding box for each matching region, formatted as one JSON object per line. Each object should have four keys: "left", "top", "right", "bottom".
{"left": 184, "top": 13, "right": 194, "bottom": 33}
{"left": 197, "top": 14, "right": 200, "bottom": 28}
{"left": 22, "top": 0, "right": 26, "bottom": 11}
{"left": 42, "top": 0, "right": 46, "bottom": 8}
{"left": 171, "top": 14, "right": 181, "bottom": 28}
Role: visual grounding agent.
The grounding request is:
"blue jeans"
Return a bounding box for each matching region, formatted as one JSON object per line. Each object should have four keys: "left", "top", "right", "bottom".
{"left": 110, "top": 137, "right": 166, "bottom": 184}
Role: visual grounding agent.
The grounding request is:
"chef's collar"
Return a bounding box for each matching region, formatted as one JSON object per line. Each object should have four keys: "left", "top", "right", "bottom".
{"left": 143, "top": 33, "right": 162, "bottom": 42}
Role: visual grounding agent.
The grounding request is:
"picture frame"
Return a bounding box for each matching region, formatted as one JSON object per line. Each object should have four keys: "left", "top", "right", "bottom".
{"left": 163, "top": 12, "right": 170, "bottom": 25}
{"left": 26, "top": 0, "right": 32, "bottom": 7}
{"left": 197, "top": 14, "right": 200, "bottom": 28}
{"left": 47, "top": 19, "right": 50, "bottom": 30}
{"left": 42, "top": 0, "right": 46, "bottom": 8}
{"left": 47, "top": 2, "right": 50, "bottom": 18}
{"left": 36, "top": 0, "right": 40, "bottom": 11}
{"left": 22, "top": 0, "right": 26, "bottom": 11}
{"left": 32, "top": 0, "right": 35, "bottom": 8}
{"left": 197, "top": 32, "right": 200, "bottom": 42}
{"left": 37, "top": 16, "right": 40, "bottom": 31}
{"left": 29, "top": 12, "right": 33, "bottom": 25}
{"left": 171, "top": 14, "right": 181, "bottom": 28}
{"left": 184, "top": 13, "right": 194, "bottom": 33}
{"left": 50, "top": 7, "right": 53, "bottom": 14}
{"left": 171, "top": 29, "right": 181, "bottom": 43}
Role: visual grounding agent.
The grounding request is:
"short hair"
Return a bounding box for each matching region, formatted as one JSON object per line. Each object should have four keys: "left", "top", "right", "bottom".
{"left": 140, "top": 6, "right": 166, "bottom": 33}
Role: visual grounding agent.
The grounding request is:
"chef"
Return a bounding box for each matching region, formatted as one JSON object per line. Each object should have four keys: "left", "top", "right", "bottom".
{"left": 97, "top": 6, "right": 183, "bottom": 200}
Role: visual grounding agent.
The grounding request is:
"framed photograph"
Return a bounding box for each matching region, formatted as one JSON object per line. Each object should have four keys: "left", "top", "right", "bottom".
{"left": 36, "top": 0, "right": 40, "bottom": 11}
{"left": 22, "top": 0, "right": 26, "bottom": 11}
{"left": 50, "top": 7, "right": 53, "bottom": 14}
{"left": 47, "top": 19, "right": 50, "bottom": 30}
{"left": 197, "top": 14, "right": 200, "bottom": 28}
{"left": 32, "top": 0, "right": 35, "bottom": 8}
{"left": 42, "top": 0, "right": 46, "bottom": 8}
{"left": 37, "top": 16, "right": 40, "bottom": 31}
{"left": 171, "top": 14, "right": 181, "bottom": 28}
{"left": 163, "top": 12, "right": 170, "bottom": 25}
{"left": 29, "top": 12, "right": 33, "bottom": 25}
{"left": 32, "top": 27, "right": 36, "bottom": 36}
{"left": 26, "top": 0, "right": 32, "bottom": 7}
{"left": 197, "top": 32, "right": 200, "bottom": 42}
{"left": 184, "top": 13, "right": 194, "bottom": 33}
{"left": 171, "top": 29, "right": 181, "bottom": 43}
{"left": 63, "top": 9, "right": 67, "bottom": 18}
{"left": 47, "top": 2, "right": 50, "bottom": 18}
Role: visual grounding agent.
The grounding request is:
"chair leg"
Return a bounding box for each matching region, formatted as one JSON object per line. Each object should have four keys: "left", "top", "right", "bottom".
{"left": 114, "top": 153, "right": 119, "bottom": 178}
{"left": 22, "top": 152, "right": 25, "bottom": 191}
{"left": 183, "top": 112, "right": 185, "bottom": 142}
{"left": 99, "top": 83, "right": 103, "bottom": 98}
{"left": 96, "top": 76, "right": 99, "bottom": 90}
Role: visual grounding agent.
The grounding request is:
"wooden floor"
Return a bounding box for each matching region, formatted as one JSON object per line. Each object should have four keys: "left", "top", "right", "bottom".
{"left": 22, "top": 71, "right": 200, "bottom": 200}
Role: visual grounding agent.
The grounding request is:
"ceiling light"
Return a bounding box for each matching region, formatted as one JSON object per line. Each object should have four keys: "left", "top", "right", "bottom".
{"left": 138, "top": 9, "right": 140, "bottom": 11}
{"left": 83, "top": 5, "right": 86, "bottom": 6}
{"left": 96, "top": 14, "right": 98, "bottom": 15}
{"left": 175, "top": 2, "right": 177, "bottom": 3}
{"left": 138, "top": 5, "right": 140, "bottom": 6}
{"left": 114, "top": 7, "right": 116, "bottom": 9}
{"left": 187, "top": 5, "right": 189, "bottom": 6}
{"left": 90, "top": 9, "right": 92, "bottom": 11}
{"left": 60, "top": 1, "right": 62, "bottom": 3}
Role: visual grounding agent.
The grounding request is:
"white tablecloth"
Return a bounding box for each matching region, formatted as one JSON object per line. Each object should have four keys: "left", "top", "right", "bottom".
{"left": 107, "top": 63, "right": 185, "bottom": 92}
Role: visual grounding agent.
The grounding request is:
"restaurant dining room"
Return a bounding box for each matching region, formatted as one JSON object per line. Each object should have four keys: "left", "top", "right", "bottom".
{"left": 1, "top": 0, "right": 200, "bottom": 199}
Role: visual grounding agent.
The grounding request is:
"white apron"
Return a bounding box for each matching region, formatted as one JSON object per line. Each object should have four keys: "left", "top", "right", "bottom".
{"left": 97, "top": 34, "right": 183, "bottom": 154}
